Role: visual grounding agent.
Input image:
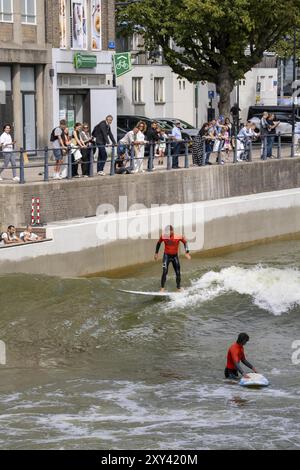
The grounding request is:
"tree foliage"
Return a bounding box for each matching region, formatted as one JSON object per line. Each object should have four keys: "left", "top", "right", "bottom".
{"left": 118, "top": 0, "right": 300, "bottom": 115}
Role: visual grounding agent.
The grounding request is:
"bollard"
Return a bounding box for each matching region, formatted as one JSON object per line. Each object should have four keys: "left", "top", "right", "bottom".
{"left": 20, "top": 148, "right": 25, "bottom": 184}
{"left": 110, "top": 145, "right": 116, "bottom": 176}
{"left": 31, "top": 197, "right": 41, "bottom": 226}
{"left": 44, "top": 146, "right": 49, "bottom": 182}
{"left": 277, "top": 133, "right": 281, "bottom": 159}
{"left": 67, "top": 145, "right": 72, "bottom": 179}
{"left": 185, "top": 140, "right": 189, "bottom": 168}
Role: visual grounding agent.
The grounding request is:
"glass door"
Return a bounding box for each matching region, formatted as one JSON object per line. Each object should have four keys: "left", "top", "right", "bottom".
{"left": 22, "top": 92, "right": 37, "bottom": 153}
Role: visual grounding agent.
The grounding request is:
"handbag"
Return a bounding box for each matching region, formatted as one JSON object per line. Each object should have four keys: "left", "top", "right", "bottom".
{"left": 71, "top": 145, "right": 82, "bottom": 161}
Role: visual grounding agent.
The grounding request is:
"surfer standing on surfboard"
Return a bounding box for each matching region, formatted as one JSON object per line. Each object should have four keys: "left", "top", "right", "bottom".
{"left": 225, "top": 333, "right": 257, "bottom": 380}
{"left": 154, "top": 225, "right": 191, "bottom": 292}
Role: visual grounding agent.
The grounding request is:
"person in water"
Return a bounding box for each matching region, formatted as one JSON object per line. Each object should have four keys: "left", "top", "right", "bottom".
{"left": 154, "top": 225, "right": 191, "bottom": 292}
{"left": 225, "top": 333, "right": 257, "bottom": 379}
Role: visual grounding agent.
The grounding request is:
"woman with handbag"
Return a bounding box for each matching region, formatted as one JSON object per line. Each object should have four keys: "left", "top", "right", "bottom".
{"left": 71, "top": 123, "right": 86, "bottom": 178}
{"left": 80, "top": 123, "right": 93, "bottom": 177}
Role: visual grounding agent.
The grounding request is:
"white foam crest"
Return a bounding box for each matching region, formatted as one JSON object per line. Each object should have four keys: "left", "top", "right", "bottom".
{"left": 167, "top": 266, "right": 300, "bottom": 315}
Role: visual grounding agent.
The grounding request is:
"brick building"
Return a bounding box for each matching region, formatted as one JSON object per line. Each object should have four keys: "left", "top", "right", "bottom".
{"left": 0, "top": 0, "right": 52, "bottom": 150}
{"left": 49, "top": 0, "right": 117, "bottom": 135}
{"left": 0, "top": 0, "right": 116, "bottom": 150}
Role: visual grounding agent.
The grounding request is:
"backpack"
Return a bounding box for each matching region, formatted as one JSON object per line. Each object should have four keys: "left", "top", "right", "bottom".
{"left": 50, "top": 128, "right": 59, "bottom": 142}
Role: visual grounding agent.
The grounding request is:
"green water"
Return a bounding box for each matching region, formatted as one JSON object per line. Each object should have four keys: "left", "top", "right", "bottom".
{"left": 0, "top": 240, "right": 300, "bottom": 450}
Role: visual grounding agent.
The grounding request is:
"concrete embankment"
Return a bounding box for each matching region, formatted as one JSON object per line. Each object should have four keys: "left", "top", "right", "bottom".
{"left": 1, "top": 158, "right": 300, "bottom": 229}
{"left": 1, "top": 188, "right": 300, "bottom": 276}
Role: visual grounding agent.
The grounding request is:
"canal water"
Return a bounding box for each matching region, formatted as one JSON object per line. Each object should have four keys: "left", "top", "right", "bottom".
{"left": 0, "top": 240, "right": 300, "bottom": 449}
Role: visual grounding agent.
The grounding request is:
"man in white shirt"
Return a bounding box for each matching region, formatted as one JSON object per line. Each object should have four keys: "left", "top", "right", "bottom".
{"left": 171, "top": 121, "right": 182, "bottom": 169}
{"left": 20, "top": 225, "right": 43, "bottom": 243}
{"left": 0, "top": 124, "right": 19, "bottom": 182}
{"left": 1, "top": 226, "right": 23, "bottom": 245}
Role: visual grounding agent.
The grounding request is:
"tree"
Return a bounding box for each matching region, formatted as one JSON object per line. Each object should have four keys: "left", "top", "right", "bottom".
{"left": 118, "top": 0, "right": 300, "bottom": 116}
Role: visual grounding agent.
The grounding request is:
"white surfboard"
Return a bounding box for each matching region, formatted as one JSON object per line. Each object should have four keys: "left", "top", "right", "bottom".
{"left": 118, "top": 289, "right": 176, "bottom": 299}
{"left": 239, "top": 373, "right": 269, "bottom": 388}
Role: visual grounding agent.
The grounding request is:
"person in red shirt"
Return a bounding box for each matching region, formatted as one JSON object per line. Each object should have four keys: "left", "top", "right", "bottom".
{"left": 154, "top": 225, "right": 191, "bottom": 292}
{"left": 225, "top": 333, "right": 257, "bottom": 379}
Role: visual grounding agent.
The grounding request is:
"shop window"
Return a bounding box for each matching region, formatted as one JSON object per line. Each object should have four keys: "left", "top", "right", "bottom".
{"left": 21, "top": 0, "right": 36, "bottom": 24}
{"left": 0, "top": 0, "right": 13, "bottom": 22}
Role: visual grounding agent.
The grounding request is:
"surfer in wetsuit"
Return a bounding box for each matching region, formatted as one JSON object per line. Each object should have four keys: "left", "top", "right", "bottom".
{"left": 154, "top": 225, "right": 191, "bottom": 292}
{"left": 225, "top": 333, "right": 257, "bottom": 379}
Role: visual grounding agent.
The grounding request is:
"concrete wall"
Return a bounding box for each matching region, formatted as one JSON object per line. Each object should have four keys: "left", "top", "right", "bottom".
{"left": 1, "top": 158, "right": 300, "bottom": 230}
{"left": 1, "top": 188, "right": 300, "bottom": 276}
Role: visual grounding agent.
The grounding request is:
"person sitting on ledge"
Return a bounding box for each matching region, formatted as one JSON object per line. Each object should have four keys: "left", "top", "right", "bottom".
{"left": 20, "top": 225, "right": 43, "bottom": 243}
{"left": 1, "top": 225, "right": 23, "bottom": 245}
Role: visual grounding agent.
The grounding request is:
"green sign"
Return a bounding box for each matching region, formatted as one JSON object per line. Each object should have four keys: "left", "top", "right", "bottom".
{"left": 113, "top": 53, "right": 132, "bottom": 78}
{"left": 74, "top": 53, "right": 97, "bottom": 69}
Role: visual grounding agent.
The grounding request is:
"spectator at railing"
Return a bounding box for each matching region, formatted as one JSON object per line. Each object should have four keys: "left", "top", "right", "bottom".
{"left": 51, "top": 120, "right": 67, "bottom": 180}
{"left": 0, "top": 226, "right": 23, "bottom": 246}
{"left": 92, "top": 116, "right": 117, "bottom": 177}
{"left": 260, "top": 111, "right": 269, "bottom": 159}
{"left": 146, "top": 121, "right": 160, "bottom": 171}
{"left": 237, "top": 121, "right": 259, "bottom": 161}
{"left": 0, "top": 124, "right": 19, "bottom": 183}
{"left": 266, "top": 113, "right": 280, "bottom": 159}
{"left": 192, "top": 123, "right": 209, "bottom": 166}
{"left": 171, "top": 121, "right": 183, "bottom": 169}
{"left": 157, "top": 127, "right": 168, "bottom": 166}
{"left": 20, "top": 225, "right": 43, "bottom": 243}
{"left": 80, "top": 123, "right": 94, "bottom": 177}
{"left": 71, "top": 123, "right": 86, "bottom": 178}
{"left": 132, "top": 121, "right": 147, "bottom": 174}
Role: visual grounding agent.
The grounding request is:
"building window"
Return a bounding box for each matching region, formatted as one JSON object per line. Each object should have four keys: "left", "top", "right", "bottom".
{"left": 132, "top": 77, "right": 143, "bottom": 103}
{"left": 0, "top": 0, "right": 13, "bottom": 22}
{"left": 70, "top": 0, "right": 88, "bottom": 50}
{"left": 21, "top": 0, "right": 36, "bottom": 24}
{"left": 154, "top": 77, "right": 164, "bottom": 103}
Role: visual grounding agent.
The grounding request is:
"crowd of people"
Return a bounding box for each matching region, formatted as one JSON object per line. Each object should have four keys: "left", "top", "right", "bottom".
{"left": 192, "top": 113, "right": 281, "bottom": 166}
{"left": 0, "top": 112, "right": 282, "bottom": 182}
{"left": 0, "top": 225, "right": 44, "bottom": 247}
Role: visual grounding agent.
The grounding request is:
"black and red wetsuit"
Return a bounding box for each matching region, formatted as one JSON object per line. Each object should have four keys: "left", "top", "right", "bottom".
{"left": 156, "top": 234, "right": 189, "bottom": 289}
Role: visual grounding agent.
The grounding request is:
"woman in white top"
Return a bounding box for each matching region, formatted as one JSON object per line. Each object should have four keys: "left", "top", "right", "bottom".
{"left": 0, "top": 124, "right": 19, "bottom": 182}
{"left": 132, "top": 121, "right": 147, "bottom": 173}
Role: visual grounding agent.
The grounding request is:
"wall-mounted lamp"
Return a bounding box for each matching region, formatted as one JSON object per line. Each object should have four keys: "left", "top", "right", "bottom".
{"left": 49, "top": 68, "right": 55, "bottom": 78}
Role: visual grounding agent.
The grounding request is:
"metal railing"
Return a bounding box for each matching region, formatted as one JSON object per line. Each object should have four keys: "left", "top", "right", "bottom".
{"left": 0, "top": 134, "right": 299, "bottom": 184}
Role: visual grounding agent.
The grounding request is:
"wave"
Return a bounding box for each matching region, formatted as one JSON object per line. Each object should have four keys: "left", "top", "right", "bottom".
{"left": 167, "top": 266, "right": 300, "bottom": 315}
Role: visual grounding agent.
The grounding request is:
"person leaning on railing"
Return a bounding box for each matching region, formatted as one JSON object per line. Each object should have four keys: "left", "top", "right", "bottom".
{"left": 0, "top": 226, "right": 23, "bottom": 246}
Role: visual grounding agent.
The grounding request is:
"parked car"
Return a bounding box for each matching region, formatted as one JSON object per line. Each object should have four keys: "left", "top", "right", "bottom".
{"left": 155, "top": 118, "right": 200, "bottom": 138}
{"left": 247, "top": 106, "right": 300, "bottom": 138}
{"left": 117, "top": 115, "right": 191, "bottom": 154}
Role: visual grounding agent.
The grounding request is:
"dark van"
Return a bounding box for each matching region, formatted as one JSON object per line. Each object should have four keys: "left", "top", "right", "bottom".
{"left": 247, "top": 105, "right": 300, "bottom": 122}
